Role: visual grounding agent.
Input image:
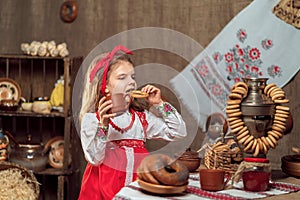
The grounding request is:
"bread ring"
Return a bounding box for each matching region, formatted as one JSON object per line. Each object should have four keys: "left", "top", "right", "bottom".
{"left": 227, "top": 99, "right": 242, "bottom": 105}
{"left": 273, "top": 119, "right": 286, "bottom": 126}
{"left": 250, "top": 138, "right": 258, "bottom": 152}
{"left": 268, "top": 134, "right": 278, "bottom": 147}
{"left": 274, "top": 116, "right": 287, "bottom": 122}
{"left": 275, "top": 113, "right": 289, "bottom": 119}
{"left": 228, "top": 117, "right": 239, "bottom": 122}
{"left": 232, "top": 88, "right": 247, "bottom": 98}
{"left": 147, "top": 154, "right": 189, "bottom": 186}
{"left": 257, "top": 138, "right": 263, "bottom": 152}
{"left": 227, "top": 111, "right": 243, "bottom": 118}
{"left": 275, "top": 109, "right": 290, "bottom": 115}
{"left": 243, "top": 135, "right": 254, "bottom": 146}
{"left": 226, "top": 104, "right": 240, "bottom": 110}
{"left": 268, "top": 131, "right": 280, "bottom": 140}
{"left": 230, "top": 125, "right": 244, "bottom": 134}
{"left": 232, "top": 82, "right": 248, "bottom": 91}
{"left": 272, "top": 123, "right": 286, "bottom": 132}
{"left": 261, "top": 139, "right": 269, "bottom": 154}
{"left": 243, "top": 139, "right": 254, "bottom": 152}
{"left": 274, "top": 130, "right": 283, "bottom": 139}
{"left": 264, "top": 83, "right": 276, "bottom": 94}
{"left": 253, "top": 141, "right": 260, "bottom": 157}
{"left": 274, "top": 99, "right": 289, "bottom": 104}
{"left": 276, "top": 105, "right": 290, "bottom": 111}
{"left": 137, "top": 158, "right": 160, "bottom": 184}
{"left": 261, "top": 136, "right": 270, "bottom": 149}
{"left": 226, "top": 108, "right": 241, "bottom": 114}
{"left": 270, "top": 90, "right": 285, "bottom": 98}
{"left": 271, "top": 93, "right": 285, "bottom": 101}
{"left": 230, "top": 121, "right": 245, "bottom": 129}
{"left": 236, "top": 126, "right": 248, "bottom": 136}
{"left": 238, "top": 134, "right": 250, "bottom": 144}
{"left": 267, "top": 86, "right": 279, "bottom": 97}
{"left": 229, "top": 93, "right": 243, "bottom": 100}
{"left": 270, "top": 88, "right": 284, "bottom": 96}
{"left": 130, "top": 90, "right": 149, "bottom": 98}
{"left": 60, "top": 1, "right": 78, "bottom": 23}
{"left": 229, "top": 119, "right": 243, "bottom": 126}
{"left": 272, "top": 125, "right": 285, "bottom": 132}
{"left": 266, "top": 136, "right": 276, "bottom": 149}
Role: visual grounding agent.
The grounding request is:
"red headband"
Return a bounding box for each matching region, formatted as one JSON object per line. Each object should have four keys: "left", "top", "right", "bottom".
{"left": 89, "top": 45, "right": 133, "bottom": 96}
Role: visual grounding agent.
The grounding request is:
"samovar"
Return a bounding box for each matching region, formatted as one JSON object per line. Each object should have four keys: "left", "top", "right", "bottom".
{"left": 241, "top": 78, "right": 275, "bottom": 157}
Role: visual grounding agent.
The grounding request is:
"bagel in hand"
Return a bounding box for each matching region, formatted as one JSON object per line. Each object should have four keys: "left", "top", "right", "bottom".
{"left": 130, "top": 90, "right": 149, "bottom": 98}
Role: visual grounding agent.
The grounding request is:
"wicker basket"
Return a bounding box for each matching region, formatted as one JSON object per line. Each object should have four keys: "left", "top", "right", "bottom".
{"left": 204, "top": 141, "right": 243, "bottom": 174}
{"left": 0, "top": 161, "right": 40, "bottom": 199}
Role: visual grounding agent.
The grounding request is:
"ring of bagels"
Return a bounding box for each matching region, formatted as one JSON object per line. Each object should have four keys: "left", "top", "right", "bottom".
{"left": 226, "top": 81, "right": 290, "bottom": 157}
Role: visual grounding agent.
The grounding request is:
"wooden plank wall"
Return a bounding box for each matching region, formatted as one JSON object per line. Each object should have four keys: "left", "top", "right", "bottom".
{"left": 0, "top": 0, "right": 299, "bottom": 173}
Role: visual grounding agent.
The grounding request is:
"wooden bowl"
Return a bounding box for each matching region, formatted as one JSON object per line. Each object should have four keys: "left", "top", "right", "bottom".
{"left": 137, "top": 179, "right": 187, "bottom": 194}
{"left": 177, "top": 149, "right": 201, "bottom": 172}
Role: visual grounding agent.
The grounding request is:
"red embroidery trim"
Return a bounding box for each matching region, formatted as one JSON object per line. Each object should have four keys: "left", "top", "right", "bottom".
{"left": 136, "top": 111, "right": 148, "bottom": 137}
{"left": 109, "top": 108, "right": 135, "bottom": 133}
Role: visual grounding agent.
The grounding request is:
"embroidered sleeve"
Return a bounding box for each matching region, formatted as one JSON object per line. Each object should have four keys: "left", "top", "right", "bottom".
{"left": 154, "top": 102, "right": 176, "bottom": 118}
{"left": 96, "top": 126, "right": 107, "bottom": 141}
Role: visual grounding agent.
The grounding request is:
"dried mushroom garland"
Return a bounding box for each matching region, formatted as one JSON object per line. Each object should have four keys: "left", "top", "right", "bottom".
{"left": 226, "top": 82, "right": 290, "bottom": 157}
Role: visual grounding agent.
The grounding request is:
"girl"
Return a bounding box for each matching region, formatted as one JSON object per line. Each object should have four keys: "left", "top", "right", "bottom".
{"left": 78, "top": 45, "right": 187, "bottom": 199}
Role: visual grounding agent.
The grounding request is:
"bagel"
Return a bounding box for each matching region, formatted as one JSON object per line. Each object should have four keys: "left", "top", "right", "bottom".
{"left": 253, "top": 141, "right": 260, "bottom": 157}
{"left": 226, "top": 108, "right": 241, "bottom": 114}
{"left": 60, "top": 1, "right": 78, "bottom": 23}
{"left": 229, "top": 93, "right": 243, "bottom": 100}
{"left": 138, "top": 154, "right": 189, "bottom": 186}
{"left": 130, "top": 90, "right": 149, "bottom": 98}
{"left": 226, "top": 104, "right": 240, "bottom": 110}
{"left": 232, "top": 82, "right": 248, "bottom": 91}
{"left": 137, "top": 160, "right": 160, "bottom": 184}
{"left": 264, "top": 83, "right": 276, "bottom": 94}
{"left": 274, "top": 99, "right": 289, "bottom": 104}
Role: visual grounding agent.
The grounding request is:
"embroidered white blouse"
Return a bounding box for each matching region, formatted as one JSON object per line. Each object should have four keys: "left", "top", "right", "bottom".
{"left": 80, "top": 102, "right": 187, "bottom": 165}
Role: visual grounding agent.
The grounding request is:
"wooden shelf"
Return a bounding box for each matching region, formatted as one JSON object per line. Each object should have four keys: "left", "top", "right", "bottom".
{"left": 0, "top": 110, "right": 65, "bottom": 117}
{"left": 0, "top": 55, "right": 83, "bottom": 200}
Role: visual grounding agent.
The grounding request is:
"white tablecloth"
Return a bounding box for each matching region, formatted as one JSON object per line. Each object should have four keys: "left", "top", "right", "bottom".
{"left": 113, "top": 173, "right": 300, "bottom": 200}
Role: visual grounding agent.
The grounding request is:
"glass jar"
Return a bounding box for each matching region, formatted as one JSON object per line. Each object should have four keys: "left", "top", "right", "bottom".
{"left": 242, "top": 157, "right": 271, "bottom": 192}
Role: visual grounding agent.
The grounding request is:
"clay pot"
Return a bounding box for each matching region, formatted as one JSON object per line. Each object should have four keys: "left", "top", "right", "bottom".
{"left": 177, "top": 149, "right": 201, "bottom": 172}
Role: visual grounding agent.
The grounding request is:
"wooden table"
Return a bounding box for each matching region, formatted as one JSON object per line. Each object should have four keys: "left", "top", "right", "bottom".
{"left": 114, "top": 170, "right": 300, "bottom": 200}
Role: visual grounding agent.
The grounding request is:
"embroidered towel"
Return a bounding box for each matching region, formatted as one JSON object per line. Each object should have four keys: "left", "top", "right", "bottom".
{"left": 170, "top": 0, "right": 300, "bottom": 129}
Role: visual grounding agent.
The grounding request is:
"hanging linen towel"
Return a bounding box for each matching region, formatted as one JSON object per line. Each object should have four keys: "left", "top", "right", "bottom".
{"left": 170, "top": 0, "right": 300, "bottom": 129}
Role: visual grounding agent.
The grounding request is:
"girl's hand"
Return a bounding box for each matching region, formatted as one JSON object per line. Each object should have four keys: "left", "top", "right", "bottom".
{"left": 141, "top": 85, "right": 163, "bottom": 106}
{"left": 97, "top": 96, "right": 115, "bottom": 127}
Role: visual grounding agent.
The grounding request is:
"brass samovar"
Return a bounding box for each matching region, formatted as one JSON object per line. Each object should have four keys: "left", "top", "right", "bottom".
{"left": 241, "top": 78, "right": 275, "bottom": 140}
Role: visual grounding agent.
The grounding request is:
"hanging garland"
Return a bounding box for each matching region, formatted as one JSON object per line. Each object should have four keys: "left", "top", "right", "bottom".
{"left": 226, "top": 81, "right": 290, "bottom": 157}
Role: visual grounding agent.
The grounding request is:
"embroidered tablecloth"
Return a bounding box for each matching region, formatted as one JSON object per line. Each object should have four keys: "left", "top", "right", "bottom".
{"left": 170, "top": 0, "right": 300, "bottom": 130}
{"left": 113, "top": 173, "right": 300, "bottom": 200}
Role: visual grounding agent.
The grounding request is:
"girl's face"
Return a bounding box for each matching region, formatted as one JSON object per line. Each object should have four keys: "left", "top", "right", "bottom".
{"left": 106, "top": 60, "right": 137, "bottom": 96}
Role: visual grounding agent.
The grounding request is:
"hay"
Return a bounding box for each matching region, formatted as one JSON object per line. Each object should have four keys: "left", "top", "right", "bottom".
{"left": 0, "top": 162, "right": 39, "bottom": 200}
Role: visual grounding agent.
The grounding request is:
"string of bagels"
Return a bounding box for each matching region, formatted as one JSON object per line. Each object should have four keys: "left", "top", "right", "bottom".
{"left": 226, "top": 81, "right": 290, "bottom": 157}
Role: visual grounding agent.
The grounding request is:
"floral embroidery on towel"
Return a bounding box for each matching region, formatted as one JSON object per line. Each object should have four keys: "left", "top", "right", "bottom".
{"left": 212, "top": 28, "right": 282, "bottom": 83}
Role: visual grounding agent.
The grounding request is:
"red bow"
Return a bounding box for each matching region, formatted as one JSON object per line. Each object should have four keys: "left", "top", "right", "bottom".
{"left": 89, "top": 45, "right": 133, "bottom": 96}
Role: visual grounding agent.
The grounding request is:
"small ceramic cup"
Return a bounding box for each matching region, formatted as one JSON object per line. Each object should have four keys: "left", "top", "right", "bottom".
{"left": 199, "top": 168, "right": 231, "bottom": 191}
{"left": 110, "top": 93, "right": 129, "bottom": 115}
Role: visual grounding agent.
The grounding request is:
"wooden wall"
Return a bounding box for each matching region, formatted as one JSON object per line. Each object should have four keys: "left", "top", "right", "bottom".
{"left": 1, "top": 0, "right": 299, "bottom": 191}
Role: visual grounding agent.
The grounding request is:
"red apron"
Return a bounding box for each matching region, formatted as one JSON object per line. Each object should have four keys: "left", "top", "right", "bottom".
{"left": 78, "top": 139, "right": 148, "bottom": 200}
